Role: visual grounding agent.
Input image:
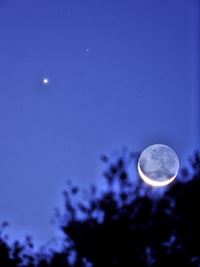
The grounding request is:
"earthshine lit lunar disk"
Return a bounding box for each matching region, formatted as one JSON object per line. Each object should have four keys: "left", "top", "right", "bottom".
{"left": 138, "top": 144, "right": 179, "bottom": 187}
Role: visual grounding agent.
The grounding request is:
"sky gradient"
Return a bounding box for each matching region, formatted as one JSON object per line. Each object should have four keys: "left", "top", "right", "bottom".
{"left": 0, "top": 0, "right": 199, "bottom": 247}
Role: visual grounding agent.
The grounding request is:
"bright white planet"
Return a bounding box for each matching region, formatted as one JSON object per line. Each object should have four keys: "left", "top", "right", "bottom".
{"left": 138, "top": 144, "right": 179, "bottom": 187}
{"left": 42, "top": 78, "right": 49, "bottom": 85}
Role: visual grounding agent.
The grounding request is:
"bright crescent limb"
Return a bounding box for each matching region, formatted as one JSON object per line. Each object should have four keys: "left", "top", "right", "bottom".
{"left": 138, "top": 163, "right": 176, "bottom": 187}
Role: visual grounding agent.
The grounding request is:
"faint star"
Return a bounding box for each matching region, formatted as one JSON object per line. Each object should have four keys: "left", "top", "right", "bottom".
{"left": 86, "top": 48, "right": 90, "bottom": 52}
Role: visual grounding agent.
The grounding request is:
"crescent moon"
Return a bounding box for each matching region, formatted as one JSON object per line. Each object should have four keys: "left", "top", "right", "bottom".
{"left": 138, "top": 162, "right": 176, "bottom": 187}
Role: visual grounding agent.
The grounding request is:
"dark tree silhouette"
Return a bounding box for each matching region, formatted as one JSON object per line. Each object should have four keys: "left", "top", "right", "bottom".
{"left": 60, "top": 150, "right": 200, "bottom": 267}
{"left": 0, "top": 150, "right": 200, "bottom": 267}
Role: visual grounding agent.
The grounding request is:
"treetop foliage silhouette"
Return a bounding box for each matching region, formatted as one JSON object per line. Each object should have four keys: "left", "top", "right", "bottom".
{"left": 0, "top": 149, "right": 200, "bottom": 267}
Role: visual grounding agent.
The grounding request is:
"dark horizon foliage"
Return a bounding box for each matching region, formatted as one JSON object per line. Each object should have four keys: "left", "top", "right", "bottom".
{"left": 0, "top": 149, "right": 200, "bottom": 267}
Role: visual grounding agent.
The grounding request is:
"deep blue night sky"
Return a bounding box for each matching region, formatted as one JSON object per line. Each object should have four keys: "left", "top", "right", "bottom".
{"left": 0, "top": 0, "right": 199, "bottom": 247}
